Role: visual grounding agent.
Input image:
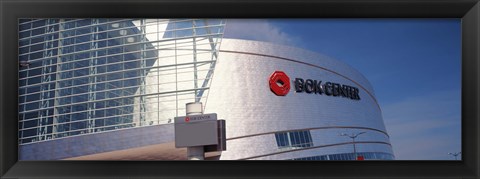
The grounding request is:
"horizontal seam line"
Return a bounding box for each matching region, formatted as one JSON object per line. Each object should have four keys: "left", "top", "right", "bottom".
{"left": 226, "top": 126, "right": 390, "bottom": 141}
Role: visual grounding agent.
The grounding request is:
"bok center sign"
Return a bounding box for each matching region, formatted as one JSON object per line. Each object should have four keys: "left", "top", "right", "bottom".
{"left": 268, "top": 71, "right": 361, "bottom": 101}
{"left": 174, "top": 113, "right": 218, "bottom": 148}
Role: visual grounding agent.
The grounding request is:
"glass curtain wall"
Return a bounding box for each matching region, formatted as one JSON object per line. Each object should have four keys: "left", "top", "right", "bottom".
{"left": 18, "top": 19, "right": 225, "bottom": 144}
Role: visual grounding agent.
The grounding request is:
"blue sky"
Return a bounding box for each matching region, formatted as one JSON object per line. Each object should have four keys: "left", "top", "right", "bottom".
{"left": 224, "top": 19, "right": 462, "bottom": 160}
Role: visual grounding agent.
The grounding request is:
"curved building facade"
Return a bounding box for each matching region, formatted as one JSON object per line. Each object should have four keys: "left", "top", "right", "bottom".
{"left": 206, "top": 39, "right": 393, "bottom": 160}
{"left": 18, "top": 19, "right": 394, "bottom": 160}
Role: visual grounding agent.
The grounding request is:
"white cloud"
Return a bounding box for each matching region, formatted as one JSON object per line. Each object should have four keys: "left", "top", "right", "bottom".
{"left": 224, "top": 19, "right": 300, "bottom": 46}
{"left": 382, "top": 89, "right": 461, "bottom": 160}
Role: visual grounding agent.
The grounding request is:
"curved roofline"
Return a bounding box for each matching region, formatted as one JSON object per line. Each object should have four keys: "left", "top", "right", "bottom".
{"left": 220, "top": 38, "right": 375, "bottom": 95}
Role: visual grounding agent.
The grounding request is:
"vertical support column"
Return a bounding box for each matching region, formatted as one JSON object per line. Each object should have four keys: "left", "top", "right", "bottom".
{"left": 38, "top": 19, "right": 55, "bottom": 141}
{"left": 186, "top": 102, "right": 204, "bottom": 160}
{"left": 196, "top": 19, "right": 224, "bottom": 100}
{"left": 174, "top": 21, "right": 179, "bottom": 117}
{"left": 87, "top": 19, "right": 99, "bottom": 133}
{"left": 139, "top": 19, "right": 147, "bottom": 126}
{"left": 53, "top": 19, "right": 64, "bottom": 139}
{"left": 192, "top": 20, "right": 199, "bottom": 102}
{"left": 156, "top": 19, "right": 160, "bottom": 125}
{"left": 45, "top": 20, "right": 55, "bottom": 140}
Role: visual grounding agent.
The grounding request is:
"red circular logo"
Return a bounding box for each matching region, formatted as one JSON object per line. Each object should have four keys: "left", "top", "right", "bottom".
{"left": 269, "top": 71, "right": 290, "bottom": 96}
{"left": 185, "top": 117, "right": 190, "bottom": 122}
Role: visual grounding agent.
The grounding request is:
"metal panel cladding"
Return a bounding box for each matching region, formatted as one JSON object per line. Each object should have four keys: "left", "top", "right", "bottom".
{"left": 18, "top": 18, "right": 392, "bottom": 160}
{"left": 203, "top": 39, "right": 394, "bottom": 160}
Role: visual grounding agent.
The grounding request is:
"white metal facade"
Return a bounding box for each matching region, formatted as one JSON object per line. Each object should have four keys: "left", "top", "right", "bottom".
{"left": 140, "top": 38, "right": 394, "bottom": 160}
{"left": 18, "top": 19, "right": 393, "bottom": 160}
{"left": 203, "top": 39, "right": 394, "bottom": 160}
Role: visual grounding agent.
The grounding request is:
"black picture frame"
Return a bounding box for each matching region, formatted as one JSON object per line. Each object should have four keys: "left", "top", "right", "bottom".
{"left": 1, "top": 0, "right": 479, "bottom": 178}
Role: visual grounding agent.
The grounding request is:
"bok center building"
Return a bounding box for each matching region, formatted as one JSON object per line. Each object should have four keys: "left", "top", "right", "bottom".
{"left": 18, "top": 19, "right": 394, "bottom": 160}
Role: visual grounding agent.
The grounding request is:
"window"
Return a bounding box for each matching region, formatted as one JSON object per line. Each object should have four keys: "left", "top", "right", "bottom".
{"left": 275, "top": 130, "right": 313, "bottom": 149}
{"left": 27, "top": 77, "right": 41, "bottom": 85}
{"left": 28, "top": 68, "right": 43, "bottom": 77}
{"left": 275, "top": 133, "right": 288, "bottom": 148}
{"left": 25, "top": 93, "right": 40, "bottom": 102}
{"left": 292, "top": 152, "right": 395, "bottom": 161}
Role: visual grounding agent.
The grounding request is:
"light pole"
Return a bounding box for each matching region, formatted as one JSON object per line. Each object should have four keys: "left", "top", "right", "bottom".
{"left": 339, "top": 131, "right": 366, "bottom": 160}
{"left": 448, "top": 152, "right": 461, "bottom": 160}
